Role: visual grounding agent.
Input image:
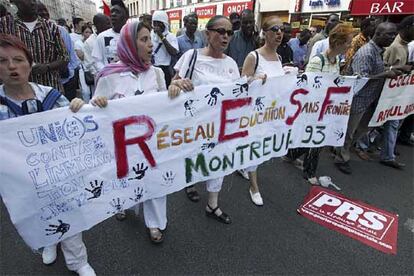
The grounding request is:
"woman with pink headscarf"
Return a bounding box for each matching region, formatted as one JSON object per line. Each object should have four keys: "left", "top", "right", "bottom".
{"left": 90, "top": 21, "right": 168, "bottom": 243}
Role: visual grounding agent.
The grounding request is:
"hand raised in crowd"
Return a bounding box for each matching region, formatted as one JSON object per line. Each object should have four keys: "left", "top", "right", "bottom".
{"left": 153, "top": 25, "right": 164, "bottom": 38}
{"left": 90, "top": 96, "right": 108, "bottom": 108}
{"left": 168, "top": 79, "right": 194, "bottom": 99}
{"left": 69, "top": 98, "right": 85, "bottom": 113}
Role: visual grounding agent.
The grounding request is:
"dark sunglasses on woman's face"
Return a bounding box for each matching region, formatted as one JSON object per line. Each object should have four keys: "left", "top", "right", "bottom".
{"left": 208, "top": 28, "right": 234, "bottom": 36}
{"left": 266, "top": 25, "right": 285, "bottom": 32}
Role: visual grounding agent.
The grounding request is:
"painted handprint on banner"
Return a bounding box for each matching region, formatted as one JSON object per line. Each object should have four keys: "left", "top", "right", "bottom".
{"left": 201, "top": 139, "right": 217, "bottom": 152}
{"left": 184, "top": 99, "right": 198, "bottom": 117}
{"left": 129, "top": 163, "right": 148, "bottom": 180}
{"left": 232, "top": 82, "right": 249, "bottom": 97}
{"left": 129, "top": 187, "right": 144, "bottom": 202}
{"left": 313, "top": 76, "right": 322, "bottom": 88}
{"left": 334, "top": 76, "right": 345, "bottom": 87}
{"left": 85, "top": 180, "right": 104, "bottom": 200}
{"left": 162, "top": 171, "right": 176, "bottom": 186}
{"left": 334, "top": 129, "right": 345, "bottom": 141}
{"left": 296, "top": 74, "right": 308, "bottom": 86}
{"left": 107, "top": 198, "right": 126, "bottom": 215}
{"left": 205, "top": 87, "right": 224, "bottom": 106}
{"left": 45, "top": 220, "right": 70, "bottom": 239}
{"left": 255, "top": 96, "right": 265, "bottom": 111}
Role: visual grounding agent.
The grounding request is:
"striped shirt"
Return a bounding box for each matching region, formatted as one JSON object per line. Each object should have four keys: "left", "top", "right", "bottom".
{"left": 348, "top": 40, "right": 385, "bottom": 114}
{"left": 0, "top": 15, "right": 69, "bottom": 90}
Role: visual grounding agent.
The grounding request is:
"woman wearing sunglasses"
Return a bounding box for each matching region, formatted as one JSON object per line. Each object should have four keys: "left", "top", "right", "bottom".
{"left": 0, "top": 34, "right": 95, "bottom": 276}
{"left": 238, "top": 16, "right": 287, "bottom": 206}
{"left": 169, "top": 15, "right": 239, "bottom": 224}
{"left": 90, "top": 21, "right": 168, "bottom": 243}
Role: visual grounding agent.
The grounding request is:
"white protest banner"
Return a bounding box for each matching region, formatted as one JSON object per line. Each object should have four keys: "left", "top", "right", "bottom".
{"left": 369, "top": 72, "right": 414, "bottom": 127}
{"left": 0, "top": 73, "right": 358, "bottom": 249}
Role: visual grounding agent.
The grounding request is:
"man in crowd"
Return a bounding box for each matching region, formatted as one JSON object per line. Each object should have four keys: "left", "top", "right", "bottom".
{"left": 83, "top": 13, "right": 111, "bottom": 91}
{"left": 343, "top": 17, "right": 377, "bottom": 73}
{"left": 277, "top": 22, "right": 294, "bottom": 65}
{"left": 177, "top": 13, "right": 205, "bottom": 58}
{"left": 37, "top": 1, "right": 80, "bottom": 101}
{"left": 309, "top": 26, "right": 318, "bottom": 38}
{"left": 0, "top": 0, "right": 68, "bottom": 91}
{"left": 380, "top": 15, "right": 414, "bottom": 168}
{"left": 151, "top": 10, "right": 178, "bottom": 87}
{"left": 305, "top": 13, "right": 339, "bottom": 64}
{"left": 226, "top": 9, "right": 258, "bottom": 70}
{"left": 229, "top": 12, "right": 241, "bottom": 31}
{"left": 70, "top": 17, "right": 84, "bottom": 46}
{"left": 334, "top": 22, "right": 410, "bottom": 174}
{"left": 92, "top": 0, "right": 128, "bottom": 71}
{"left": 288, "top": 28, "right": 311, "bottom": 70}
{"left": 139, "top": 13, "right": 152, "bottom": 29}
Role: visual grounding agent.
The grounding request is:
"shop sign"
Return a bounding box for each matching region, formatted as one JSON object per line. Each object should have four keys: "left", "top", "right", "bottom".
{"left": 350, "top": 0, "right": 414, "bottom": 15}
{"left": 309, "top": 0, "right": 341, "bottom": 8}
{"left": 167, "top": 10, "right": 182, "bottom": 20}
{"left": 223, "top": 1, "right": 253, "bottom": 16}
{"left": 195, "top": 5, "right": 217, "bottom": 19}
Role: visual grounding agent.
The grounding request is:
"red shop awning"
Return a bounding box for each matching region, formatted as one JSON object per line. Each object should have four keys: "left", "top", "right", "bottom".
{"left": 350, "top": 0, "right": 414, "bottom": 15}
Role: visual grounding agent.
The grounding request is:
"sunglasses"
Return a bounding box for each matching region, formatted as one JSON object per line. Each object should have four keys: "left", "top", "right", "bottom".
{"left": 266, "top": 25, "right": 285, "bottom": 32}
{"left": 208, "top": 28, "right": 234, "bottom": 36}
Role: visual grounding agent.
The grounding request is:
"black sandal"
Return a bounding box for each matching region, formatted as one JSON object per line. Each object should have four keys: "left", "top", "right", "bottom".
{"left": 185, "top": 185, "right": 200, "bottom": 202}
{"left": 205, "top": 204, "right": 231, "bottom": 224}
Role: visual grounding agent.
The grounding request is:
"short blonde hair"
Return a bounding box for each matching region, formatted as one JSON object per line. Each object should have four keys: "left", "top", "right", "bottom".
{"left": 328, "top": 23, "right": 354, "bottom": 48}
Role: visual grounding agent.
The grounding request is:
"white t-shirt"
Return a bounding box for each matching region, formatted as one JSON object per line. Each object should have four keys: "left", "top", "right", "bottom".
{"left": 92, "top": 28, "right": 121, "bottom": 71}
{"left": 22, "top": 20, "right": 38, "bottom": 33}
{"left": 249, "top": 51, "right": 284, "bottom": 78}
{"left": 94, "top": 66, "right": 166, "bottom": 100}
{"left": 151, "top": 31, "right": 179, "bottom": 66}
{"left": 409, "top": 41, "right": 414, "bottom": 63}
{"left": 70, "top": 33, "right": 83, "bottom": 46}
{"left": 83, "top": 33, "right": 98, "bottom": 74}
{"left": 174, "top": 49, "right": 240, "bottom": 86}
{"left": 74, "top": 39, "right": 84, "bottom": 51}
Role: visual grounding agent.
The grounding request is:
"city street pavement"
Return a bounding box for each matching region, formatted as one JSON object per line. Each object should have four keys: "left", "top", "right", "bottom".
{"left": 1, "top": 144, "right": 413, "bottom": 275}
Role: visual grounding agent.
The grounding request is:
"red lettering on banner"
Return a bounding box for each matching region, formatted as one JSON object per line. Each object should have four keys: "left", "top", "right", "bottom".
{"left": 388, "top": 74, "right": 414, "bottom": 88}
{"left": 298, "top": 187, "right": 398, "bottom": 254}
{"left": 113, "top": 116, "right": 156, "bottom": 178}
{"left": 286, "top": 89, "right": 309, "bottom": 125}
{"left": 218, "top": 98, "right": 252, "bottom": 142}
{"left": 319, "top": 87, "right": 351, "bottom": 121}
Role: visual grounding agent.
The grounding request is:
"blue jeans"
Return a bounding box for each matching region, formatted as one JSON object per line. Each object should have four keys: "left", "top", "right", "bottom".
{"left": 381, "top": 120, "right": 400, "bottom": 161}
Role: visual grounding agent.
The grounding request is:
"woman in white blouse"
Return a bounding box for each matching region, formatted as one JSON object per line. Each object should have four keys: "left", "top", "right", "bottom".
{"left": 169, "top": 15, "right": 239, "bottom": 224}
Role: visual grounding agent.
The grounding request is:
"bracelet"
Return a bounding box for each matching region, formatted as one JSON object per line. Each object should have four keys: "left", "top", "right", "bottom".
{"left": 161, "top": 37, "right": 166, "bottom": 41}
{"left": 390, "top": 66, "right": 393, "bottom": 71}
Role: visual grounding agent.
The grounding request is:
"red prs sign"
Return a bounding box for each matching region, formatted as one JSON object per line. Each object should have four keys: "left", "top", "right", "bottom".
{"left": 350, "top": 0, "right": 414, "bottom": 15}
{"left": 298, "top": 187, "right": 398, "bottom": 254}
{"left": 222, "top": 1, "right": 253, "bottom": 16}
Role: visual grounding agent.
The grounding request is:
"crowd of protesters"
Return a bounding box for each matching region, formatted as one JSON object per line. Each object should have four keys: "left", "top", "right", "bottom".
{"left": 0, "top": 0, "right": 413, "bottom": 275}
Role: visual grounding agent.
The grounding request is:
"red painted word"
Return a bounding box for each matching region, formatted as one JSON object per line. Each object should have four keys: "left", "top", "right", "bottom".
{"left": 388, "top": 74, "right": 414, "bottom": 89}
{"left": 113, "top": 116, "right": 156, "bottom": 178}
{"left": 218, "top": 97, "right": 252, "bottom": 142}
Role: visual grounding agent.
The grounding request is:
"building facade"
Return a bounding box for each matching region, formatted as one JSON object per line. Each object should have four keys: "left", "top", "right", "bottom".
{"left": 42, "top": 0, "right": 97, "bottom": 22}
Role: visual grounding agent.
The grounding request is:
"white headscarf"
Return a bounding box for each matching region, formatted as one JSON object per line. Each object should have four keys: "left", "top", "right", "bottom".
{"left": 151, "top": 10, "right": 170, "bottom": 43}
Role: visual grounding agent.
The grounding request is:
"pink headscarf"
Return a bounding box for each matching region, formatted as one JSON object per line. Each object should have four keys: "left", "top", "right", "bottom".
{"left": 95, "top": 21, "right": 151, "bottom": 83}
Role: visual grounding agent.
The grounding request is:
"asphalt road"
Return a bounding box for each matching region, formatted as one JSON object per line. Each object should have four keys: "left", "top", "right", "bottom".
{"left": 1, "top": 144, "right": 413, "bottom": 275}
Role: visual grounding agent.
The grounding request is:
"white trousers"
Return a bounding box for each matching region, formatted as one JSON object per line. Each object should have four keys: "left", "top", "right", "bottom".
{"left": 134, "top": 196, "right": 167, "bottom": 230}
{"left": 78, "top": 67, "right": 92, "bottom": 103}
{"left": 206, "top": 177, "right": 223, "bottom": 192}
{"left": 57, "top": 232, "right": 87, "bottom": 271}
